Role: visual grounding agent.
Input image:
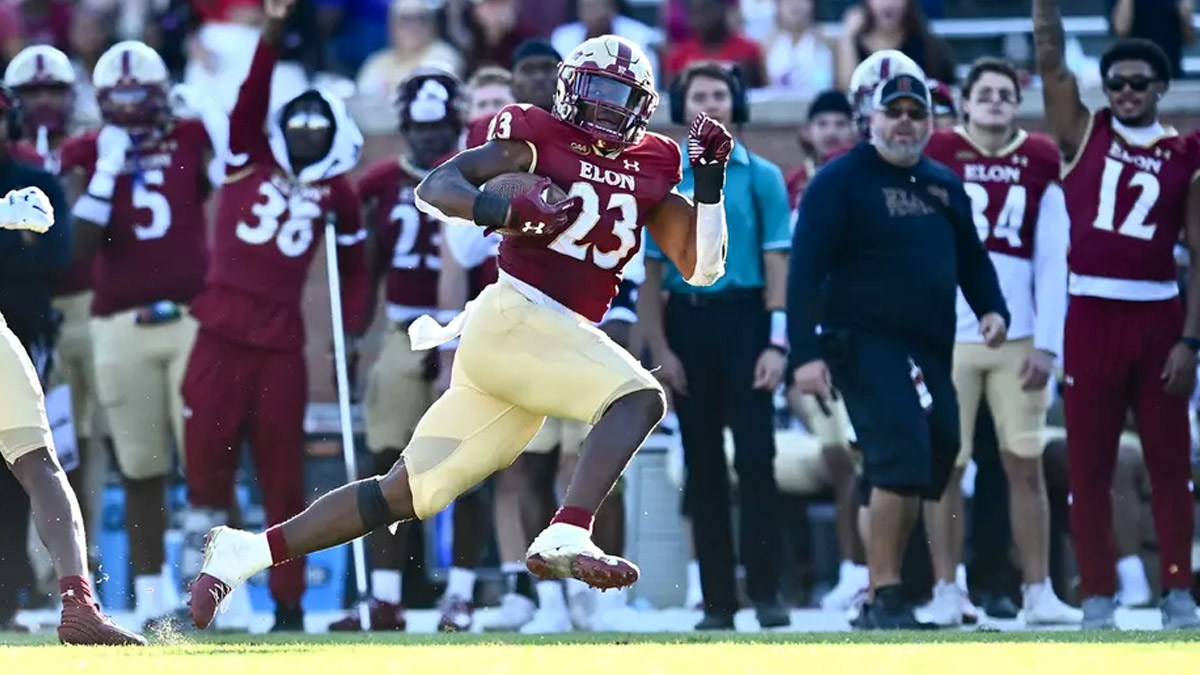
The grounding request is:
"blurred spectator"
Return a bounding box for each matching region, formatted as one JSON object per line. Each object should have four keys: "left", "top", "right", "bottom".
{"left": 1110, "top": 0, "right": 1195, "bottom": 78}
{"left": 665, "top": 0, "right": 766, "bottom": 88}
{"left": 457, "top": 0, "right": 530, "bottom": 74}
{"left": 835, "top": 0, "right": 955, "bottom": 90}
{"left": 737, "top": 0, "right": 778, "bottom": 43}
{"left": 145, "top": 0, "right": 195, "bottom": 79}
{"left": 0, "top": 2, "right": 23, "bottom": 67}
{"left": 759, "top": 0, "right": 833, "bottom": 95}
{"left": 18, "top": 0, "right": 74, "bottom": 53}
{"left": 317, "top": 0, "right": 391, "bottom": 75}
{"left": 183, "top": 0, "right": 320, "bottom": 112}
{"left": 515, "top": 0, "right": 570, "bottom": 41}
{"left": 356, "top": 0, "right": 463, "bottom": 102}
{"left": 464, "top": 65, "right": 513, "bottom": 122}
{"left": 67, "top": 7, "right": 111, "bottom": 128}
{"left": 928, "top": 78, "right": 955, "bottom": 130}
{"left": 550, "top": 0, "right": 661, "bottom": 77}
{"left": 785, "top": 89, "right": 853, "bottom": 208}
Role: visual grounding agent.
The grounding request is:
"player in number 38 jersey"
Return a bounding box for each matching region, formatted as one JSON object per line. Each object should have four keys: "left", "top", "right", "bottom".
{"left": 182, "top": 4, "right": 368, "bottom": 632}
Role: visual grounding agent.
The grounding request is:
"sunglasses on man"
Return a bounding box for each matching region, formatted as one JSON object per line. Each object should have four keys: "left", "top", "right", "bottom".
{"left": 882, "top": 105, "right": 930, "bottom": 121}
{"left": 1104, "top": 76, "right": 1157, "bottom": 93}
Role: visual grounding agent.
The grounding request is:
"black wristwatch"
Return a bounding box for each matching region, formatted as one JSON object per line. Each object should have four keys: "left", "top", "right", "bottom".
{"left": 1181, "top": 337, "right": 1200, "bottom": 353}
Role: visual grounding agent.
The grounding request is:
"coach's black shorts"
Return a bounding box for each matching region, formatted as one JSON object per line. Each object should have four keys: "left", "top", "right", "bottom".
{"left": 825, "top": 331, "right": 959, "bottom": 501}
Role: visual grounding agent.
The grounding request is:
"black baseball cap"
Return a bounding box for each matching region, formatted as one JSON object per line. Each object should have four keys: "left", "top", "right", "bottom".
{"left": 877, "top": 74, "right": 931, "bottom": 108}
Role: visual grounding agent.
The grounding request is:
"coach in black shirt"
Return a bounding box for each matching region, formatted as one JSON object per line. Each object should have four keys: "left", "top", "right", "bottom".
{"left": 787, "top": 72, "right": 1009, "bottom": 629}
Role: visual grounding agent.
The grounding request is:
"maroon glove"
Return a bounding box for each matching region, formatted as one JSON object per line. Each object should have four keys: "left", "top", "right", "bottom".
{"left": 483, "top": 176, "right": 584, "bottom": 241}
{"left": 688, "top": 112, "right": 734, "bottom": 203}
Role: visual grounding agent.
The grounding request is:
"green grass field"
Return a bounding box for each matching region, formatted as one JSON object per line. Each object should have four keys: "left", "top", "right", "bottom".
{"left": 5, "top": 631, "right": 1200, "bottom": 674}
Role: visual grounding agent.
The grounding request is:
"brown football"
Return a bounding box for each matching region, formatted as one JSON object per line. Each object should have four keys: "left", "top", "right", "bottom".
{"left": 480, "top": 172, "right": 569, "bottom": 203}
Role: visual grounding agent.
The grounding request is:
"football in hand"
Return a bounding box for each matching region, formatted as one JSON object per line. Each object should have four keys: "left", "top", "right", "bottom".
{"left": 481, "top": 172, "right": 569, "bottom": 204}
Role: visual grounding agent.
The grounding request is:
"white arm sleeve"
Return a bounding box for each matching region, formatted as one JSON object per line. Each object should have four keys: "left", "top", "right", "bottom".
{"left": 1033, "top": 183, "right": 1069, "bottom": 357}
{"left": 684, "top": 198, "right": 728, "bottom": 286}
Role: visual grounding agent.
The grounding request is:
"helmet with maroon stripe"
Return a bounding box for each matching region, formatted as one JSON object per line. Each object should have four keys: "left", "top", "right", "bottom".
{"left": 553, "top": 35, "right": 658, "bottom": 153}
{"left": 92, "top": 41, "right": 169, "bottom": 137}
{"left": 848, "top": 50, "right": 922, "bottom": 137}
{"left": 4, "top": 45, "right": 75, "bottom": 137}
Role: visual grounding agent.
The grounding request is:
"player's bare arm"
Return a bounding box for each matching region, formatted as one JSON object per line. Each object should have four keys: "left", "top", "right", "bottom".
{"left": 413, "top": 139, "right": 533, "bottom": 225}
{"left": 644, "top": 191, "right": 698, "bottom": 278}
{"left": 1164, "top": 177, "right": 1200, "bottom": 395}
{"left": 1032, "top": 0, "right": 1090, "bottom": 160}
{"left": 262, "top": 0, "right": 294, "bottom": 41}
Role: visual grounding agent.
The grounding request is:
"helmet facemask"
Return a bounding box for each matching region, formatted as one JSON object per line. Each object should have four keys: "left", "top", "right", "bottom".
{"left": 558, "top": 67, "right": 656, "bottom": 152}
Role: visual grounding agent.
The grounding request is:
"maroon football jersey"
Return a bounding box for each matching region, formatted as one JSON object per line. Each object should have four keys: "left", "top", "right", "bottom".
{"left": 190, "top": 39, "right": 367, "bottom": 351}
{"left": 784, "top": 159, "right": 815, "bottom": 211}
{"left": 14, "top": 139, "right": 96, "bottom": 296}
{"left": 484, "top": 103, "right": 682, "bottom": 322}
{"left": 925, "top": 127, "right": 1060, "bottom": 261}
{"left": 1063, "top": 109, "right": 1200, "bottom": 284}
{"left": 60, "top": 119, "right": 211, "bottom": 316}
{"left": 359, "top": 158, "right": 441, "bottom": 318}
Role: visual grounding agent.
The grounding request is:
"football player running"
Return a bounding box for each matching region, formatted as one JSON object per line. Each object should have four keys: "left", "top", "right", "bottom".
{"left": 182, "top": 0, "right": 368, "bottom": 632}
{"left": 922, "top": 56, "right": 1080, "bottom": 627}
{"left": 63, "top": 39, "right": 213, "bottom": 631}
{"left": 0, "top": 185, "right": 146, "bottom": 646}
{"left": 327, "top": 68, "right": 464, "bottom": 634}
{"left": 188, "top": 30, "right": 732, "bottom": 630}
{"left": 1033, "top": 0, "right": 1200, "bottom": 630}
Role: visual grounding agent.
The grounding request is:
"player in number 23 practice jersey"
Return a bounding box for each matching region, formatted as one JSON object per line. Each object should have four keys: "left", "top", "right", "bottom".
{"left": 187, "top": 29, "right": 733, "bottom": 630}
{"left": 183, "top": 0, "right": 367, "bottom": 632}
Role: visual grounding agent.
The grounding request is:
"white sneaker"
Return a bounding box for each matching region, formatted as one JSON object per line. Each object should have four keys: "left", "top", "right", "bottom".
{"left": 820, "top": 562, "right": 869, "bottom": 611}
{"left": 1022, "top": 581, "right": 1083, "bottom": 625}
{"left": 916, "top": 581, "right": 965, "bottom": 627}
{"left": 526, "top": 523, "right": 639, "bottom": 590}
{"left": 566, "top": 581, "right": 596, "bottom": 631}
{"left": 519, "top": 607, "right": 573, "bottom": 634}
{"left": 1117, "top": 555, "right": 1152, "bottom": 607}
{"left": 480, "top": 593, "right": 535, "bottom": 632}
{"left": 187, "top": 527, "right": 272, "bottom": 629}
{"left": 590, "top": 589, "right": 640, "bottom": 632}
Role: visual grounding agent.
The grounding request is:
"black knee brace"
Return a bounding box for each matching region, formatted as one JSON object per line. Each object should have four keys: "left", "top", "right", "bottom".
{"left": 357, "top": 478, "right": 394, "bottom": 531}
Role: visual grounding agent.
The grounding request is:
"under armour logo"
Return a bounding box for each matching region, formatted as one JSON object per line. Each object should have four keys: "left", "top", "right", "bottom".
{"left": 624, "top": 159, "right": 640, "bottom": 172}
{"left": 523, "top": 222, "right": 545, "bottom": 234}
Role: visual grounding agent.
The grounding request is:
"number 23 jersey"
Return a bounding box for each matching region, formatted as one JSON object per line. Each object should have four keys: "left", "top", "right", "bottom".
{"left": 486, "top": 103, "right": 682, "bottom": 322}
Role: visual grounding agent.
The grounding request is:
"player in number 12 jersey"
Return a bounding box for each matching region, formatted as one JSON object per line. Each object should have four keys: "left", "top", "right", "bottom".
{"left": 182, "top": 0, "right": 367, "bottom": 631}
{"left": 188, "top": 33, "right": 733, "bottom": 628}
{"left": 1033, "top": 0, "right": 1200, "bottom": 629}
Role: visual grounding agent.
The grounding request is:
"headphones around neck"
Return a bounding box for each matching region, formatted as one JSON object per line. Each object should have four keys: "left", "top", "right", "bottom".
{"left": 668, "top": 62, "right": 749, "bottom": 127}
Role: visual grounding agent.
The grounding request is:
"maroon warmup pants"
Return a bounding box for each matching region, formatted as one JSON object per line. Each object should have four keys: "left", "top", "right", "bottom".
{"left": 182, "top": 328, "right": 307, "bottom": 607}
{"left": 1063, "top": 295, "right": 1194, "bottom": 598}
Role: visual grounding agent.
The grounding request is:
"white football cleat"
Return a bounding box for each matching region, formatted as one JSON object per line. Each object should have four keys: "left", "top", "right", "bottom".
{"left": 916, "top": 581, "right": 965, "bottom": 627}
{"left": 820, "top": 562, "right": 870, "bottom": 611}
{"left": 187, "top": 526, "right": 272, "bottom": 629}
{"left": 519, "top": 606, "right": 573, "bottom": 634}
{"left": 480, "top": 592, "right": 536, "bottom": 632}
{"left": 526, "top": 523, "right": 639, "bottom": 590}
{"left": 1022, "top": 581, "right": 1083, "bottom": 625}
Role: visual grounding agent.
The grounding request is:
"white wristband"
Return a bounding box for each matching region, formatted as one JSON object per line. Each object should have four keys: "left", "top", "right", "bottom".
{"left": 770, "top": 310, "right": 788, "bottom": 350}
{"left": 87, "top": 171, "right": 117, "bottom": 200}
{"left": 72, "top": 194, "right": 112, "bottom": 225}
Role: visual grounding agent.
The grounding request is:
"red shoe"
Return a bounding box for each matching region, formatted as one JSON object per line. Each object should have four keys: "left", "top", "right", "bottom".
{"left": 437, "top": 596, "right": 474, "bottom": 633}
{"left": 187, "top": 527, "right": 270, "bottom": 630}
{"left": 58, "top": 603, "right": 148, "bottom": 646}
{"left": 328, "top": 601, "right": 407, "bottom": 632}
{"left": 526, "top": 523, "right": 639, "bottom": 590}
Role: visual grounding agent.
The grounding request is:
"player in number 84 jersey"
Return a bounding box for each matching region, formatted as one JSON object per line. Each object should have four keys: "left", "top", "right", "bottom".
{"left": 187, "top": 32, "right": 733, "bottom": 628}
{"left": 1034, "top": 0, "right": 1200, "bottom": 630}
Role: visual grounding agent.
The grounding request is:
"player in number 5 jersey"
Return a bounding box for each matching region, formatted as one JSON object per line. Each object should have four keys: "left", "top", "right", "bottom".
{"left": 923, "top": 57, "right": 1079, "bottom": 627}
{"left": 1034, "top": 0, "right": 1200, "bottom": 630}
{"left": 188, "top": 34, "right": 731, "bottom": 627}
{"left": 63, "top": 39, "right": 212, "bottom": 630}
{"left": 182, "top": 0, "right": 368, "bottom": 632}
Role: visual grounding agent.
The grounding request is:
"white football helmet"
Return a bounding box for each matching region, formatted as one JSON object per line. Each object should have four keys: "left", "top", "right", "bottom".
{"left": 4, "top": 45, "right": 76, "bottom": 135}
{"left": 5, "top": 45, "right": 75, "bottom": 88}
{"left": 554, "top": 35, "right": 658, "bottom": 151}
{"left": 848, "top": 50, "right": 924, "bottom": 130}
{"left": 92, "top": 40, "right": 170, "bottom": 134}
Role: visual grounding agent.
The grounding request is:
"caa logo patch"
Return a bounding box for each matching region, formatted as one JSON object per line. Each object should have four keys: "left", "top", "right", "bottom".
{"left": 570, "top": 142, "right": 591, "bottom": 156}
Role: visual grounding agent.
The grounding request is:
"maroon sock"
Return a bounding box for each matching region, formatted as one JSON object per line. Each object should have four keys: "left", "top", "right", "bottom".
{"left": 551, "top": 506, "right": 594, "bottom": 532}
{"left": 59, "top": 576, "right": 95, "bottom": 607}
{"left": 266, "top": 526, "right": 292, "bottom": 565}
